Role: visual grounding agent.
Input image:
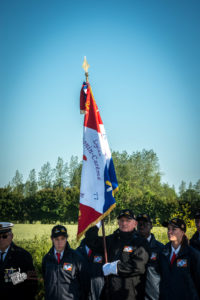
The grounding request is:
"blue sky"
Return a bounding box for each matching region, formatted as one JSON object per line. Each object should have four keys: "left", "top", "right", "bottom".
{"left": 1, "top": 0, "right": 200, "bottom": 191}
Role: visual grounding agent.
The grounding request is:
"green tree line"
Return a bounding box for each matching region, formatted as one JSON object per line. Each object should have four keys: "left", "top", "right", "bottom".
{"left": 0, "top": 150, "right": 199, "bottom": 224}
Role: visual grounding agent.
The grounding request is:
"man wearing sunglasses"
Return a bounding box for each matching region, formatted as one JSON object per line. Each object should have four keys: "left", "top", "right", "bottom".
{"left": 0, "top": 222, "right": 37, "bottom": 300}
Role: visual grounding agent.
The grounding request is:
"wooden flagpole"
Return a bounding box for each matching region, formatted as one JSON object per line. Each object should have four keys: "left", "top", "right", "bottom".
{"left": 102, "top": 219, "right": 108, "bottom": 263}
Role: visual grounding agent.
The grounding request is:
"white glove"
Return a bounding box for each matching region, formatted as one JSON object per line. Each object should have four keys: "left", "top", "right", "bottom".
{"left": 102, "top": 261, "right": 119, "bottom": 276}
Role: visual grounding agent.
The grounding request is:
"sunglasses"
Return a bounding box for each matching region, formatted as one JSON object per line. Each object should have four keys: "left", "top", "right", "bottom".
{"left": 0, "top": 234, "right": 9, "bottom": 239}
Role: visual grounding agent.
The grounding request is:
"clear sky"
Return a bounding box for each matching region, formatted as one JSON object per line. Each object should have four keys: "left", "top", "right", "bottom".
{"left": 1, "top": 0, "right": 200, "bottom": 191}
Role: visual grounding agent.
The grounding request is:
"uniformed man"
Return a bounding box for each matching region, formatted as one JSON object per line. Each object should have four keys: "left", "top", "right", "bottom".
{"left": 76, "top": 238, "right": 105, "bottom": 300}
{"left": 85, "top": 209, "right": 150, "bottom": 300}
{"left": 190, "top": 210, "right": 200, "bottom": 251}
{"left": 137, "top": 213, "right": 164, "bottom": 300}
{"left": 42, "top": 224, "right": 89, "bottom": 300}
{"left": 0, "top": 222, "right": 37, "bottom": 300}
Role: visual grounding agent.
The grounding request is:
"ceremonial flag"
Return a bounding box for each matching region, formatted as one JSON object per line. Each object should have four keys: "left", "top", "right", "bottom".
{"left": 77, "top": 82, "right": 118, "bottom": 239}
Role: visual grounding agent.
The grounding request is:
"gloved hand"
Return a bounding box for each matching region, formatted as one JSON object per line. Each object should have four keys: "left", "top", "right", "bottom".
{"left": 102, "top": 261, "right": 119, "bottom": 276}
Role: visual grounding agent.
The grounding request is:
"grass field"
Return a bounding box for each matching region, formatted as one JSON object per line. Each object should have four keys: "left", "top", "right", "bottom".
{"left": 12, "top": 223, "right": 196, "bottom": 247}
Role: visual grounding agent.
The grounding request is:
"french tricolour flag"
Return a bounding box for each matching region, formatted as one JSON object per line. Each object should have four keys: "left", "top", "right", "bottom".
{"left": 77, "top": 82, "right": 118, "bottom": 239}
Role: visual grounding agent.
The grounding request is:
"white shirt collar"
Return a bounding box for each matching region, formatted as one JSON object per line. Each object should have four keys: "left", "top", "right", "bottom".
{"left": 0, "top": 245, "right": 10, "bottom": 254}
{"left": 170, "top": 244, "right": 181, "bottom": 260}
{"left": 147, "top": 235, "right": 151, "bottom": 242}
{"left": 54, "top": 247, "right": 64, "bottom": 260}
{"left": 0, "top": 245, "right": 10, "bottom": 261}
{"left": 85, "top": 245, "right": 90, "bottom": 255}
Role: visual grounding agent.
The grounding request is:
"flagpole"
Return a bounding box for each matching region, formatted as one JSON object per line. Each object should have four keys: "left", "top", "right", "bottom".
{"left": 82, "top": 57, "right": 108, "bottom": 264}
{"left": 102, "top": 219, "right": 110, "bottom": 300}
{"left": 102, "top": 220, "right": 108, "bottom": 263}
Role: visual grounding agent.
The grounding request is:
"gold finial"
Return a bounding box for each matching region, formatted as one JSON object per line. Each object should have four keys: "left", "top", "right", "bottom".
{"left": 82, "top": 56, "right": 90, "bottom": 82}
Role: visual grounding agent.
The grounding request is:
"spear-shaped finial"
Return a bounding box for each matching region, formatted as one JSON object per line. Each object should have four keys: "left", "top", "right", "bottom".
{"left": 82, "top": 56, "right": 90, "bottom": 82}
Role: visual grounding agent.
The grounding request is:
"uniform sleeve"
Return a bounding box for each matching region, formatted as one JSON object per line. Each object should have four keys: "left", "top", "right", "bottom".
{"left": 76, "top": 253, "right": 90, "bottom": 300}
{"left": 85, "top": 226, "right": 104, "bottom": 254}
{"left": 190, "top": 248, "right": 200, "bottom": 298}
{"left": 117, "top": 244, "right": 149, "bottom": 277}
{"left": 21, "top": 251, "right": 38, "bottom": 300}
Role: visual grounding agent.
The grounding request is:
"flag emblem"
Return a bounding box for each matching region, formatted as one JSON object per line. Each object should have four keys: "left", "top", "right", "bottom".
{"left": 93, "top": 256, "right": 103, "bottom": 263}
{"left": 123, "top": 246, "right": 134, "bottom": 253}
{"left": 150, "top": 252, "right": 157, "bottom": 260}
{"left": 63, "top": 263, "right": 73, "bottom": 271}
{"left": 177, "top": 259, "right": 187, "bottom": 267}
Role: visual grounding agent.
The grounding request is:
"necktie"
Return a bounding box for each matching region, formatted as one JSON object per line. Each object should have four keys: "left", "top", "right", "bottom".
{"left": 88, "top": 249, "right": 92, "bottom": 257}
{"left": 170, "top": 252, "right": 176, "bottom": 265}
{"left": 0, "top": 252, "right": 5, "bottom": 267}
{"left": 56, "top": 252, "right": 61, "bottom": 264}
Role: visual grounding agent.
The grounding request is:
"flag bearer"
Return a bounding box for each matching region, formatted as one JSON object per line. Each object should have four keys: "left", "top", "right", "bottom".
{"left": 85, "top": 209, "right": 150, "bottom": 300}
{"left": 42, "top": 225, "right": 89, "bottom": 300}
{"left": 159, "top": 218, "right": 200, "bottom": 300}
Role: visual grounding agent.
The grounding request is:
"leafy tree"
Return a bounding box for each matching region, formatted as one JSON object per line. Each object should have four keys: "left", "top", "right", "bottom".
{"left": 34, "top": 189, "right": 58, "bottom": 223}
{"left": 57, "top": 187, "right": 80, "bottom": 223}
{"left": 179, "top": 189, "right": 200, "bottom": 217}
{"left": 112, "top": 149, "right": 162, "bottom": 195}
{"left": 11, "top": 170, "right": 24, "bottom": 195}
{"left": 25, "top": 169, "right": 38, "bottom": 197}
{"left": 69, "top": 156, "right": 82, "bottom": 188}
{"left": 179, "top": 180, "right": 186, "bottom": 196}
{"left": 38, "top": 162, "right": 53, "bottom": 189}
{"left": 0, "top": 187, "right": 26, "bottom": 222}
{"left": 188, "top": 182, "right": 193, "bottom": 190}
{"left": 53, "top": 157, "right": 69, "bottom": 188}
{"left": 194, "top": 179, "right": 200, "bottom": 194}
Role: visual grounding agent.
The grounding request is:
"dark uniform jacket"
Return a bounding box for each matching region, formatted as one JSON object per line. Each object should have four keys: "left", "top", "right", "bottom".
{"left": 76, "top": 238, "right": 105, "bottom": 300}
{"left": 159, "top": 242, "right": 200, "bottom": 300}
{"left": 144, "top": 233, "right": 164, "bottom": 300}
{"left": 42, "top": 242, "right": 89, "bottom": 300}
{"left": 0, "top": 242, "right": 37, "bottom": 300}
{"left": 85, "top": 226, "right": 149, "bottom": 300}
{"left": 190, "top": 231, "right": 200, "bottom": 251}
